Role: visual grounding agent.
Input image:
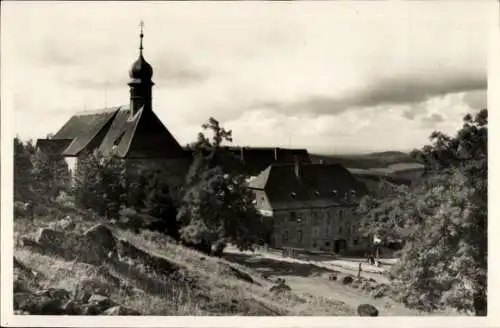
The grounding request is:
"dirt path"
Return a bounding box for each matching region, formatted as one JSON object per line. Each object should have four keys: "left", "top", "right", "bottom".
{"left": 283, "top": 276, "right": 426, "bottom": 316}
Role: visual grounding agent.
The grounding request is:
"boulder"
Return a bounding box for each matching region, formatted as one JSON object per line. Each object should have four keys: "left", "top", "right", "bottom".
{"left": 35, "top": 228, "right": 67, "bottom": 246}
{"left": 269, "top": 282, "right": 292, "bottom": 294}
{"left": 328, "top": 273, "right": 338, "bottom": 281}
{"left": 83, "top": 224, "right": 116, "bottom": 254}
{"left": 14, "top": 291, "right": 67, "bottom": 315}
{"left": 49, "top": 217, "right": 76, "bottom": 231}
{"left": 36, "top": 288, "right": 71, "bottom": 301}
{"left": 357, "top": 303, "right": 379, "bottom": 316}
{"left": 61, "top": 300, "right": 81, "bottom": 315}
{"left": 74, "top": 279, "right": 111, "bottom": 301}
{"left": 88, "top": 294, "right": 115, "bottom": 310}
{"left": 103, "top": 305, "right": 141, "bottom": 316}
{"left": 341, "top": 275, "right": 354, "bottom": 285}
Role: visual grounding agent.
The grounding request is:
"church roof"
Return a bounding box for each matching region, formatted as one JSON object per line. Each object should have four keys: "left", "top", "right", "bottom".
{"left": 98, "top": 107, "right": 188, "bottom": 159}
{"left": 36, "top": 138, "right": 73, "bottom": 154}
{"left": 46, "top": 105, "right": 188, "bottom": 159}
{"left": 54, "top": 107, "right": 119, "bottom": 156}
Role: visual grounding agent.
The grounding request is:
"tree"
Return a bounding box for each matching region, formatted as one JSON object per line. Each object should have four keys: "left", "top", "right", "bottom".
{"left": 14, "top": 137, "right": 35, "bottom": 202}
{"left": 178, "top": 117, "right": 263, "bottom": 254}
{"left": 73, "top": 151, "right": 126, "bottom": 219}
{"left": 358, "top": 109, "right": 487, "bottom": 316}
{"left": 31, "top": 148, "right": 70, "bottom": 202}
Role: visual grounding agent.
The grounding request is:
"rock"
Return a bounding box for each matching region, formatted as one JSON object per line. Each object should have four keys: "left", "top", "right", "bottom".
{"left": 36, "top": 288, "right": 71, "bottom": 301}
{"left": 269, "top": 282, "right": 292, "bottom": 294}
{"left": 14, "top": 291, "right": 66, "bottom": 315}
{"left": 61, "top": 300, "right": 81, "bottom": 315}
{"left": 222, "top": 264, "right": 255, "bottom": 284}
{"left": 81, "top": 304, "right": 102, "bottom": 315}
{"left": 83, "top": 224, "right": 116, "bottom": 254}
{"left": 88, "top": 294, "right": 115, "bottom": 310}
{"left": 50, "top": 217, "right": 76, "bottom": 231}
{"left": 328, "top": 273, "right": 338, "bottom": 281}
{"left": 74, "top": 279, "right": 112, "bottom": 300}
{"left": 357, "top": 303, "right": 379, "bottom": 316}
{"left": 103, "top": 305, "right": 141, "bottom": 316}
{"left": 341, "top": 275, "right": 354, "bottom": 285}
{"left": 35, "top": 228, "right": 67, "bottom": 246}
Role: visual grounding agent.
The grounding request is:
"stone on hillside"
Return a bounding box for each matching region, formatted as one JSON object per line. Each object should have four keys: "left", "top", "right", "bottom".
{"left": 74, "top": 279, "right": 112, "bottom": 299}
{"left": 269, "top": 281, "right": 292, "bottom": 294}
{"left": 61, "top": 300, "right": 81, "bottom": 315}
{"left": 49, "top": 217, "right": 76, "bottom": 231}
{"left": 103, "top": 305, "right": 141, "bottom": 316}
{"left": 83, "top": 224, "right": 116, "bottom": 253}
{"left": 221, "top": 263, "right": 255, "bottom": 285}
{"left": 14, "top": 291, "right": 66, "bottom": 315}
{"left": 88, "top": 294, "right": 115, "bottom": 309}
{"left": 328, "top": 273, "right": 338, "bottom": 281}
{"left": 357, "top": 303, "right": 379, "bottom": 316}
{"left": 36, "top": 288, "right": 71, "bottom": 301}
{"left": 79, "top": 224, "right": 118, "bottom": 264}
{"left": 35, "top": 228, "right": 67, "bottom": 246}
{"left": 342, "top": 275, "right": 354, "bottom": 285}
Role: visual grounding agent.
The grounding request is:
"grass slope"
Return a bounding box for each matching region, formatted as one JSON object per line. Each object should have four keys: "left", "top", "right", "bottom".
{"left": 14, "top": 210, "right": 355, "bottom": 316}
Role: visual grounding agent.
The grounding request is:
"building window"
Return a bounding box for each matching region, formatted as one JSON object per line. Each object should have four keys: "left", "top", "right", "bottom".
{"left": 338, "top": 226, "right": 342, "bottom": 234}
{"left": 353, "top": 239, "right": 359, "bottom": 246}
{"left": 297, "top": 230, "right": 303, "bottom": 242}
{"left": 312, "top": 242, "right": 318, "bottom": 248}
{"left": 313, "top": 227, "right": 319, "bottom": 237}
{"left": 282, "top": 231, "right": 289, "bottom": 243}
{"left": 339, "top": 209, "right": 344, "bottom": 221}
{"left": 327, "top": 216, "right": 332, "bottom": 225}
{"left": 291, "top": 192, "right": 297, "bottom": 199}
{"left": 325, "top": 226, "right": 330, "bottom": 236}
{"left": 325, "top": 241, "right": 331, "bottom": 247}
{"left": 290, "top": 211, "right": 296, "bottom": 222}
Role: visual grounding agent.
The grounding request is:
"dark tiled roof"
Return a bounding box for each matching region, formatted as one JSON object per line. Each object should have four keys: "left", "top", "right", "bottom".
{"left": 54, "top": 107, "right": 120, "bottom": 156}
{"left": 98, "top": 107, "right": 188, "bottom": 159}
{"left": 249, "top": 163, "right": 369, "bottom": 210}
{"left": 36, "top": 138, "right": 72, "bottom": 154}
{"left": 227, "top": 147, "right": 311, "bottom": 176}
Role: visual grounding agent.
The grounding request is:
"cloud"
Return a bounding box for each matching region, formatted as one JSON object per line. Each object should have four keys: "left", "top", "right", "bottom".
{"left": 240, "top": 72, "right": 486, "bottom": 118}
{"left": 462, "top": 90, "right": 487, "bottom": 110}
{"left": 153, "top": 53, "right": 209, "bottom": 86}
{"left": 421, "top": 113, "right": 446, "bottom": 127}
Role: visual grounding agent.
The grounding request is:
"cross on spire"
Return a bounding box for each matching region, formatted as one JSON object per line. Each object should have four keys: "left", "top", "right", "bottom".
{"left": 139, "top": 20, "right": 144, "bottom": 53}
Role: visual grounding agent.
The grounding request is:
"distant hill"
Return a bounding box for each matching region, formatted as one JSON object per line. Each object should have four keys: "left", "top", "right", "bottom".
{"left": 310, "top": 151, "right": 422, "bottom": 170}
{"left": 311, "top": 151, "right": 425, "bottom": 185}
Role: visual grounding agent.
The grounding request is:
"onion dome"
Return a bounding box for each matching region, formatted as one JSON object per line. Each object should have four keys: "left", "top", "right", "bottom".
{"left": 129, "top": 21, "right": 153, "bottom": 80}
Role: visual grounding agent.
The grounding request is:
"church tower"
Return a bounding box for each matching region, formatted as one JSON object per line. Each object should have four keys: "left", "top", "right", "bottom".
{"left": 128, "top": 21, "right": 154, "bottom": 117}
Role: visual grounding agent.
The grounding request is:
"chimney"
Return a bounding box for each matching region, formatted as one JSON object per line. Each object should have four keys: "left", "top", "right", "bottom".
{"left": 294, "top": 155, "right": 301, "bottom": 179}
{"left": 274, "top": 147, "right": 279, "bottom": 162}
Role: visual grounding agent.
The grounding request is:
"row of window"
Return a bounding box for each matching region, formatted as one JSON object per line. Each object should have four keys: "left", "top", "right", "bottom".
{"left": 287, "top": 208, "right": 356, "bottom": 224}
{"left": 282, "top": 224, "right": 358, "bottom": 242}
{"left": 281, "top": 235, "right": 360, "bottom": 248}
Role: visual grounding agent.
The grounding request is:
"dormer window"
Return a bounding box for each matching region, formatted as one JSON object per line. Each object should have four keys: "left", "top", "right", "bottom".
{"left": 332, "top": 189, "right": 338, "bottom": 196}
{"left": 291, "top": 192, "right": 297, "bottom": 199}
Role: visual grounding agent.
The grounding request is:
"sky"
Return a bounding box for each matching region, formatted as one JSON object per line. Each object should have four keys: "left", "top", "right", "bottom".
{"left": 1, "top": 1, "right": 492, "bottom": 154}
